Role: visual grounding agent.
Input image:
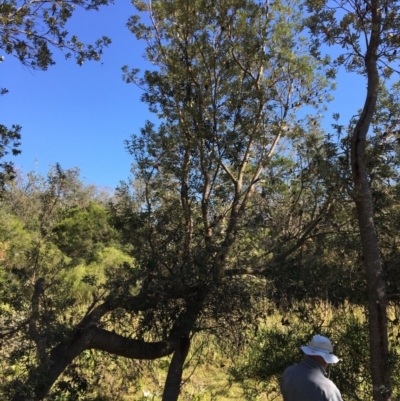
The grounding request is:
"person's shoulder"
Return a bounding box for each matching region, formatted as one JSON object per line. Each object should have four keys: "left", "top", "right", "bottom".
{"left": 282, "top": 363, "right": 300, "bottom": 376}
{"left": 325, "top": 378, "right": 343, "bottom": 401}
{"left": 283, "top": 363, "right": 298, "bottom": 371}
{"left": 325, "top": 377, "right": 340, "bottom": 389}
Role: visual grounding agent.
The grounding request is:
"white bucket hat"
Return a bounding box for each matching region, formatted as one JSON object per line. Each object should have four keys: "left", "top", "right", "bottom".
{"left": 300, "top": 335, "right": 339, "bottom": 364}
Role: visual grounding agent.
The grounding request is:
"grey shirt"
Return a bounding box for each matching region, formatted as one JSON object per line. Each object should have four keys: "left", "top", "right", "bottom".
{"left": 280, "top": 356, "right": 343, "bottom": 401}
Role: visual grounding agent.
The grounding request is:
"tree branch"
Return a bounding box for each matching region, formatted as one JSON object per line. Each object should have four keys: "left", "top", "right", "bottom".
{"left": 88, "top": 326, "right": 176, "bottom": 359}
{"left": 28, "top": 278, "right": 48, "bottom": 365}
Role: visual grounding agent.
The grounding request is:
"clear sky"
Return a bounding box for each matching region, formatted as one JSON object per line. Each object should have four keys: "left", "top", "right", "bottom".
{"left": 2, "top": 0, "right": 365, "bottom": 191}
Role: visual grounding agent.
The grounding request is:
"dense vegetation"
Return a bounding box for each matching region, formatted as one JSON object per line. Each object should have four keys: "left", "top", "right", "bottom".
{"left": 2, "top": 0, "right": 400, "bottom": 400}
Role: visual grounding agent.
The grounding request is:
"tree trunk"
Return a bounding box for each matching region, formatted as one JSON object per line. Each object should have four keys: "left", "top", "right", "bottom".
{"left": 352, "top": 123, "right": 391, "bottom": 400}
{"left": 351, "top": 3, "right": 391, "bottom": 398}
{"left": 162, "top": 301, "right": 204, "bottom": 401}
{"left": 12, "top": 324, "right": 178, "bottom": 400}
{"left": 162, "top": 334, "right": 191, "bottom": 401}
{"left": 11, "top": 330, "right": 92, "bottom": 401}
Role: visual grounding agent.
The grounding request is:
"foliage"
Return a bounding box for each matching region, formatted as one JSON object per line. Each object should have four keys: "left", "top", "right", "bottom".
{"left": 0, "top": 0, "right": 112, "bottom": 69}
{"left": 231, "top": 303, "right": 400, "bottom": 401}
{"left": 0, "top": 165, "right": 135, "bottom": 400}
{"left": 120, "top": 0, "right": 333, "bottom": 297}
{"left": 0, "top": 124, "right": 21, "bottom": 192}
{"left": 52, "top": 202, "right": 120, "bottom": 265}
{"left": 306, "top": 0, "right": 400, "bottom": 77}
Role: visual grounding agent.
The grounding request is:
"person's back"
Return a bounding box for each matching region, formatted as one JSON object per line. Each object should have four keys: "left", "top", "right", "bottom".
{"left": 281, "top": 356, "right": 342, "bottom": 401}
{"left": 280, "top": 335, "right": 343, "bottom": 401}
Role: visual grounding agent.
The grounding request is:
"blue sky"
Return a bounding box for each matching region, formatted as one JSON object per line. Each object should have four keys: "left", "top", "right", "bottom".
{"left": 2, "top": 0, "right": 365, "bottom": 191}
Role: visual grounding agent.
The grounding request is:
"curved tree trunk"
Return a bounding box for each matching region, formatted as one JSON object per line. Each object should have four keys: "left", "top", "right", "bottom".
{"left": 11, "top": 330, "right": 92, "bottom": 401}
{"left": 12, "top": 327, "right": 178, "bottom": 401}
{"left": 12, "top": 316, "right": 178, "bottom": 400}
{"left": 350, "top": 2, "right": 391, "bottom": 399}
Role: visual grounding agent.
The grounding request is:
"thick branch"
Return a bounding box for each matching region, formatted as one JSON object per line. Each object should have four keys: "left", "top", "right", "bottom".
{"left": 29, "top": 278, "right": 48, "bottom": 365}
{"left": 89, "top": 326, "right": 176, "bottom": 359}
{"left": 12, "top": 309, "right": 180, "bottom": 401}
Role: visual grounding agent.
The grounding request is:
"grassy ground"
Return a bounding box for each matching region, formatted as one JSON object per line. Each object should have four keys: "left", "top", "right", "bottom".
{"left": 135, "top": 340, "right": 246, "bottom": 401}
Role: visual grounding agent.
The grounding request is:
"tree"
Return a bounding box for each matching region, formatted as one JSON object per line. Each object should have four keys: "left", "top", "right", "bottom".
{"left": 306, "top": 1, "right": 400, "bottom": 399}
{"left": 120, "top": 0, "right": 334, "bottom": 398}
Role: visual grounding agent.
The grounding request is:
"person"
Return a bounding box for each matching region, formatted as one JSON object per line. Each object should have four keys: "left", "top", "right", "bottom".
{"left": 280, "top": 334, "right": 344, "bottom": 401}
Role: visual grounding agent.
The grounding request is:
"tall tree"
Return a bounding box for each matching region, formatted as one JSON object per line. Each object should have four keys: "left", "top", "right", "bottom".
{"left": 306, "top": 1, "right": 400, "bottom": 399}
{"left": 122, "top": 0, "right": 333, "bottom": 398}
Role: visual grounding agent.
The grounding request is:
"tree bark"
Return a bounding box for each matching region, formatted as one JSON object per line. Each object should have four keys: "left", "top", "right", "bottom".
{"left": 350, "top": 1, "right": 391, "bottom": 399}
{"left": 162, "top": 334, "right": 191, "bottom": 401}
{"left": 162, "top": 300, "right": 205, "bottom": 401}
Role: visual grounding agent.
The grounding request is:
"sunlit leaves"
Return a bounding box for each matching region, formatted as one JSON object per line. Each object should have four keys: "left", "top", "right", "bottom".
{"left": 0, "top": 0, "right": 112, "bottom": 69}
{"left": 0, "top": 124, "right": 21, "bottom": 192}
{"left": 305, "top": 0, "right": 400, "bottom": 75}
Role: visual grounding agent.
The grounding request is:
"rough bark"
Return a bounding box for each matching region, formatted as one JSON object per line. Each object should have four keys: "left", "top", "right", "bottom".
{"left": 350, "top": 1, "right": 391, "bottom": 399}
